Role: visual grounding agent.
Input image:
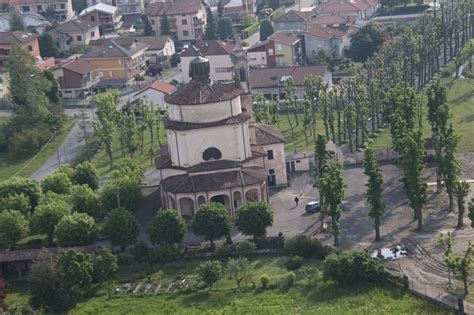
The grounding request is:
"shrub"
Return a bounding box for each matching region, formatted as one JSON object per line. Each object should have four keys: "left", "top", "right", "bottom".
{"left": 41, "top": 172, "right": 72, "bottom": 195}
{"left": 8, "top": 126, "right": 52, "bottom": 157}
{"left": 131, "top": 241, "right": 150, "bottom": 260}
{"left": 260, "top": 274, "right": 270, "bottom": 289}
{"left": 254, "top": 236, "right": 284, "bottom": 249}
{"left": 149, "top": 245, "right": 182, "bottom": 263}
{"left": 134, "top": 75, "right": 145, "bottom": 81}
{"left": 235, "top": 240, "right": 256, "bottom": 256}
{"left": 285, "top": 235, "right": 333, "bottom": 258}
{"left": 285, "top": 272, "right": 296, "bottom": 287}
{"left": 323, "top": 251, "right": 386, "bottom": 285}
{"left": 116, "top": 253, "right": 134, "bottom": 266}
{"left": 285, "top": 256, "right": 303, "bottom": 271}
{"left": 195, "top": 260, "right": 223, "bottom": 290}
{"left": 214, "top": 244, "right": 233, "bottom": 258}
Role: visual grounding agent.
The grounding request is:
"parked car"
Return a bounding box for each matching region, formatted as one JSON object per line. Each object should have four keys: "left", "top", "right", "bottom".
{"left": 305, "top": 201, "right": 321, "bottom": 213}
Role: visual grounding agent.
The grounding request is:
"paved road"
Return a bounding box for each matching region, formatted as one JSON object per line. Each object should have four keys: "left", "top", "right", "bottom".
{"left": 30, "top": 108, "right": 95, "bottom": 180}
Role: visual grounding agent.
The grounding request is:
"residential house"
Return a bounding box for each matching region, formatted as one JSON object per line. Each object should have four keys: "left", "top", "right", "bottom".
{"left": 247, "top": 31, "right": 301, "bottom": 68}
{"left": 315, "top": 0, "right": 380, "bottom": 21}
{"left": 52, "top": 59, "right": 99, "bottom": 98}
{"left": 223, "top": 0, "right": 257, "bottom": 22}
{"left": 0, "top": 11, "right": 51, "bottom": 33}
{"left": 47, "top": 19, "right": 100, "bottom": 49}
{"left": 79, "top": 3, "right": 123, "bottom": 34}
{"left": 180, "top": 40, "right": 235, "bottom": 82}
{"left": 87, "top": 0, "right": 144, "bottom": 15}
{"left": 145, "top": 0, "right": 207, "bottom": 41}
{"left": 132, "top": 79, "right": 175, "bottom": 110}
{"left": 302, "top": 24, "right": 353, "bottom": 58}
{"left": 249, "top": 65, "right": 332, "bottom": 99}
{"left": 10, "top": 0, "right": 74, "bottom": 22}
{"left": 81, "top": 38, "right": 148, "bottom": 85}
{"left": 271, "top": 10, "right": 314, "bottom": 31}
{"left": 134, "top": 35, "right": 175, "bottom": 63}
{"left": 307, "top": 14, "right": 357, "bottom": 28}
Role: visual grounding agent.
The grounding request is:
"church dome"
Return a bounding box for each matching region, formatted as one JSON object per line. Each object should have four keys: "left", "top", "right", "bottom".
{"left": 189, "top": 56, "right": 210, "bottom": 81}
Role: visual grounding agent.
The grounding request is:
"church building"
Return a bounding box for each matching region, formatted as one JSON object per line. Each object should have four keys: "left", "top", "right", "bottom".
{"left": 154, "top": 41, "right": 287, "bottom": 220}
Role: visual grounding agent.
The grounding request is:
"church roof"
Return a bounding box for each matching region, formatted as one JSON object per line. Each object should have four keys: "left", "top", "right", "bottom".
{"left": 160, "top": 169, "right": 265, "bottom": 193}
{"left": 254, "top": 123, "right": 285, "bottom": 145}
{"left": 164, "top": 80, "right": 241, "bottom": 105}
{"left": 163, "top": 112, "right": 251, "bottom": 131}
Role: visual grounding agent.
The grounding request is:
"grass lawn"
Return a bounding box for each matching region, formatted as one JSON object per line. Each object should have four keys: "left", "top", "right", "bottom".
{"left": 278, "top": 113, "right": 326, "bottom": 154}
{"left": 90, "top": 123, "right": 167, "bottom": 177}
{"left": 5, "top": 280, "right": 30, "bottom": 307}
{"left": 69, "top": 256, "right": 447, "bottom": 314}
{"left": 0, "top": 117, "right": 77, "bottom": 180}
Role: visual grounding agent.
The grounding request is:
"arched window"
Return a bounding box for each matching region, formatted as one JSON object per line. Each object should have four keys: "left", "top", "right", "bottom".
{"left": 202, "top": 147, "right": 222, "bottom": 161}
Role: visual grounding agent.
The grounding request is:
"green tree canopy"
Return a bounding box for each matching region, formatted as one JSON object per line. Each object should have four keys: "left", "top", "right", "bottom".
{"left": 142, "top": 14, "right": 154, "bottom": 36}
{"left": 39, "top": 33, "right": 61, "bottom": 58}
{"left": 103, "top": 207, "right": 139, "bottom": 251}
{"left": 0, "top": 177, "right": 41, "bottom": 209}
{"left": 41, "top": 171, "right": 73, "bottom": 195}
{"left": 0, "top": 210, "right": 29, "bottom": 249}
{"left": 54, "top": 212, "right": 98, "bottom": 247}
{"left": 101, "top": 176, "right": 143, "bottom": 213}
{"left": 225, "top": 257, "right": 252, "bottom": 288}
{"left": 348, "top": 24, "right": 385, "bottom": 62}
{"left": 0, "top": 193, "right": 31, "bottom": 214}
{"left": 218, "top": 18, "right": 234, "bottom": 41}
{"left": 259, "top": 19, "right": 274, "bottom": 41}
{"left": 204, "top": 7, "right": 218, "bottom": 40}
{"left": 160, "top": 15, "right": 170, "bottom": 35}
{"left": 196, "top": 260, "right": 223, "bottom": 290}
{"left": 72, "top": 162, "right": 100, "bottom": 190}
{"left": 147, "top": 209, "right": 187, "bottom": 245}
{"left": 32, "top": 199, "right": 71, "bottom": 244}
{"left": 69, "top": 185, "right": 102, "bottom": 218}
{"left": 90, "top": 248, "right": 118, "bottom": 283}
{"left": 235, "top": 201, "right": 273, "bottom": 238}
{"left": 192, "top": 203, "right": 233, "bottom": 247}
{"left": 9, "top": 11, "right": 25, "bottom": 31}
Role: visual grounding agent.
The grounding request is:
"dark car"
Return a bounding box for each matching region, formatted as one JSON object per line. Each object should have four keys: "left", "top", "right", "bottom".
{"left": 305, "top": 201, "right": 321, "bottom": 213}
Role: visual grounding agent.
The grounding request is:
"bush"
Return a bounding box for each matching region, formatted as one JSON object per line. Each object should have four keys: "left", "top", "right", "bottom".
{"left": 170, "top": 54, "right": 181, "bottom": 67}
{"left": 116, "top": 253, "right": 134, "bottom": 266}
{"left": 41, "top": 172, "right": 72, "bottom": 195}
{"left": 149, "top": 245, "right": 182, "bottom": 263}
{"left": 131, "top": 241, "right": 150, "bottom": 260}
{"left": 285, "top": 256, "right": 303, "bottom": 271}
{"left": 214, "top": 244, "right": 233, "bottom": 258}
{"left": 254, "top": 236, "right": 284, "bottom": 249}
{"left": 285, "top": 235, "right": 333, "bottom": 258}
{"left": 285, "top": 272, "right": 296, "bottom": 287}
{"left": 235, "top": 240, "right": 256, "bottom": 256}
{"left": 323, "top": 251, "right": 386, "bottom": 285}
{"left": 134, "top": 75, "right": 145, "bottom": 81}
{"left": 260, "top": 274, "right": 270, "bottom": 289}
{"left": 8, "top": 126, "right": 52, "bottom": 157}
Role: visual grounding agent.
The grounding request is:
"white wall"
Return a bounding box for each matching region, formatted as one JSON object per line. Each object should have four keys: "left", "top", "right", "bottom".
{"left": 260, "top": 142, "right": 287, "bottom": 186}
{"left": 180, "top": 54, "right": 233, "bottom": 82}
{"left": 167, "top": 96, "right": 241, "bottom": 123}
{"left": 247, "top": 51, "right": 267, "bottom": 67}
{"left": 135, "top": 89, "right": 167, "bottom": 110}
{"left": 167, "top": 122, "right": 252, "bottom": 167}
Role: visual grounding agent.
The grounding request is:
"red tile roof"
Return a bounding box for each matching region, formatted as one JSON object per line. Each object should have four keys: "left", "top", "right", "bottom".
{"left": 269, "top": 31, "right": 300, "bottom": 45}
{"left": 146, "top": 0, "right": 203, "bottom": 16}
{"left": 136, "top": 80, "right": 175, "bottom": 96}
{"left": 180, "top": 40, "right": 235, "bottom": 57}
{"left": 62, "top": 59, "right": 96, "bottom": 75}
{"left": 272, "top": 10, "right": 314, "bottom": 23}
{"left": 134, "top": 35, "right": 172, "bottom": 51}
{"left": 303, "top": 24, "right": 346, "bottom": 39}
{"left": 308, "top": 14, "right": 357, "bottom": 26}
{"left": 316, "top": 0, "right": 368, "bottom": 14}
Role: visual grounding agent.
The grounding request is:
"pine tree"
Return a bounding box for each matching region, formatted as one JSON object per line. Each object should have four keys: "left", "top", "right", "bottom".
{"left": 217, "top": 18, "right": 234, "bottom": 41}
{"left": 142, "top": 14, "right": 154, "bottom": 36}
{"left": 204, "top": 7, "right": 218, "bottom": 40}
{"left": 259, "top": 19, "right": 274, "bottom": 41}
{"left": 160, "top": 15, "right": 170, "bottom": 35}
{"left": 9, "top": 11, "right": 25, "bottom": 31}
{"left": 363, "top": 146, "right": 385, "bottom": 241}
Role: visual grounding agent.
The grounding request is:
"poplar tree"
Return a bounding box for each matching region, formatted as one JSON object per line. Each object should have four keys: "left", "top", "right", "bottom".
{"left": 303, "top": 75, "right": 324, "bottom": 139}
{"left": 440, "top": 125, "right": 460, "bottom": 213}
{"left": 94, "top": 91, "right": 118, "bottom": 169}
{"left": 284, "top": 77, "right": 299, "bottom": 126}
{"left": 160, "top": 15, "right": 170, "bottom": 35}
{"left": 399, "top": 130, "right": 427, "bottom": 230}
{"left": 204, "top": 7, "right": 218, "bottom": 40}
{"left": 363, "top": 146, "right": 385, "bottom": 241}
{"left": 454, "top": 181, "right": 470, "bottom": 229}
{"left": 320, "top": 162, "right": 344, "bottom": 246}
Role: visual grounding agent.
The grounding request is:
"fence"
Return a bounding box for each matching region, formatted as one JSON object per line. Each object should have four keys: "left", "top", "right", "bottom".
{"left": 388, "top": 273, "right": 474, "bottom": 314}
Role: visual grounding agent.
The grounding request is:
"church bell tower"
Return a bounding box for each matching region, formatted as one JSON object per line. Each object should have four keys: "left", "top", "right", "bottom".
{"left": 231, "top": 37, "right": 253, "bottom": 118}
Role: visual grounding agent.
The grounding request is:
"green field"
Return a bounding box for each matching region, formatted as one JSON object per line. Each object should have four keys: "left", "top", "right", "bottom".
{"left": 67, "top": 256, "right": 447, "bottom": 314}
{"left": 0, "top": 117, "right": 77, "bottom": 180}
{"left": 278, "top": 113, "right": 326, "bottom": 153}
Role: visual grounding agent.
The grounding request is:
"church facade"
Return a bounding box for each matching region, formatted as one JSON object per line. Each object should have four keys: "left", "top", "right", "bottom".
{"left": 154, "top": 41, "right": 287, "bottom": 220}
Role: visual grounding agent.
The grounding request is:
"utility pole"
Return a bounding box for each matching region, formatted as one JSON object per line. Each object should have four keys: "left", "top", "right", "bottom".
{"left": 81, "top": 108, "right": 88, "bottom": 145}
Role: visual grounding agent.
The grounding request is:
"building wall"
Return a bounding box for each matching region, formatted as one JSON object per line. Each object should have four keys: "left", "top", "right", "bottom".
{"left": 286, "top": 157, "right": 311, "bottom": 172}
{"left": 134, "top": 89, "right": 167, "bottom": 110}
{"left": 116, "top": 0, "right": 144, "bottom": 14}
{"left": 168, "top": 96, "right": 241, "bottom": 123}
{"left": 304, "top": 34, "right": 343, "bottom": 58}
{"left": 149, "top": 6, "right": 206, "bottom": 41}
{"left": 0, "top": 38, "right": 40, "bottom": 59}
{"left": 274, "top": 42, "right": 296, "bottom": 66}
{"left": 273, "top": 21, "right": 304, "bottom": 31}
{"left": 166, "top": 121, "right": 252, "bottom": 167}
{"left": 247, "top": 51, "right": 267, "bottom": 67}
{"left": 82, "top": 58, "right": 126, "bottom": 79}
{"left": 13, "top": 0, "right": 74, "bottom": 21}
{"left": 259, "top": 142, "right": 287, "bottom": 186}
{"left": 67, "top": 25, "right": 100, "bottom": 47}
{"left": 181, "top": 54, "right": 233, "bottom": 82}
